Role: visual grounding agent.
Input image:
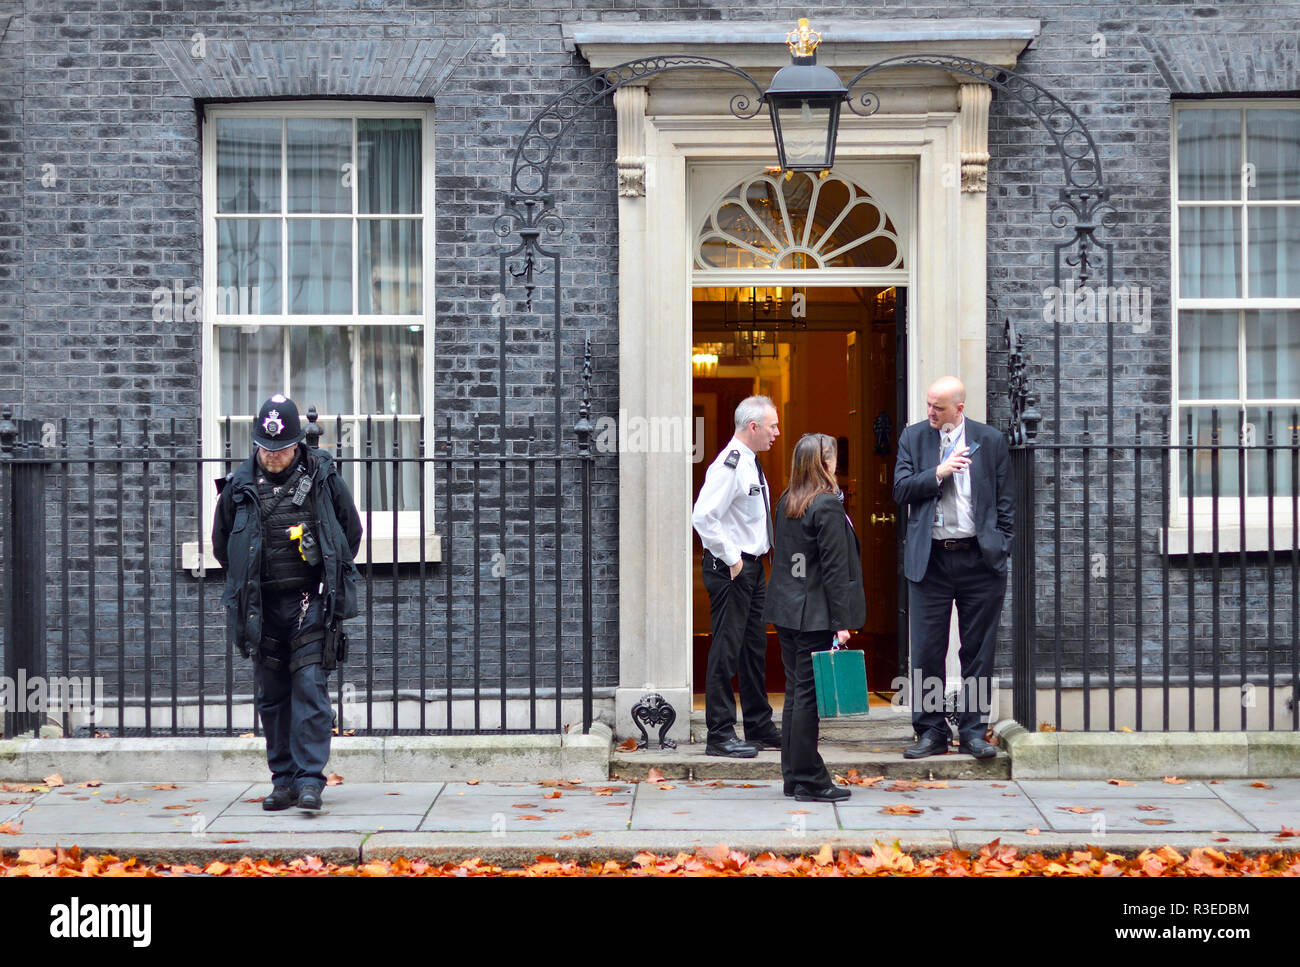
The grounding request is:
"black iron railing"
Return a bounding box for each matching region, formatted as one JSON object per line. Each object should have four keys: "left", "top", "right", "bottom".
{"left": 0, "top": 379, "right": 604, "bottom": 739}
{"left": 1008, "top": 404, "right": 1300, "bottom": 733}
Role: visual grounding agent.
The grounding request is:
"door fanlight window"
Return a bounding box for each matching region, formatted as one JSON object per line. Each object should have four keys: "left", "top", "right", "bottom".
{"left": 695, "top": 171, "right": 903, "bottom": 270}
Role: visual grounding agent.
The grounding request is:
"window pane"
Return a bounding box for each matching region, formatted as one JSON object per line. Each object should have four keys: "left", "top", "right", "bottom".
{"left": 359, "top": 419, "right": 421, "bottom": 511}
{"left": 1179, "top": 310, "right": 1239, "bottom": 400}
{"left": 1177, "top": 406, "right": 1241, "bottom": 498}
{"left": 1246, "top": 309, "right": 1300, "bottom": 399}
{"left": 358, "top": 118, "right": 422, "bottom": 214}
{"left": 1246, "top": 406, "right": 1297, "bottom": 497}
{"left": 302, "top": 415, "right": 356, "bottom": 464}
{"left": 219, "top": 326, "right": 283, "bottom": 417}
{"left": 1248, "top": 206, "right": 1300, "bottom": 298}
{"left": 286, "top": 118, "right": 352, "bottom": 214}
{"left": 1246, "top": 108, "right": 1300, "bottom": 200}
{"left": 215, "top": 219, "right": 281, "bottom": 314}
{"left": 289, "top": 326, "right": 354, "bottom": 416}
{"left": 1178, "top": 207, "right": 1240, "bottom": 298}
{"left": 288, "top": 219, "right": 352, "bottom": 314}
{"left": 216, "top": 419, "right": 254, "bottom": 462}
{"left": 359, "top": 219, "right": 422, "bottom": 314}
{"left": 1177, "top": 109, "right": 1240, "bottom": 201}
{"left": 359, "top": 325, "right": 423, "bottom": 415}
{"left": 216, "top": 118, "right": 281, "bottom": 214}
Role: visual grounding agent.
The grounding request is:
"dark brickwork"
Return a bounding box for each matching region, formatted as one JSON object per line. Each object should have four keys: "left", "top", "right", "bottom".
{"left": 1, "top": 1, "right": 1297, "bottom": 722}
{"left": 0, "top": 7, "right": 22, "bottom": 399}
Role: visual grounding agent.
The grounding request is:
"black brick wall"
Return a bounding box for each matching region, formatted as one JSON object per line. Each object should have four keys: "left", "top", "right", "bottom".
{"left": 2, "top": 1, "right": 1298, "bottom": 718}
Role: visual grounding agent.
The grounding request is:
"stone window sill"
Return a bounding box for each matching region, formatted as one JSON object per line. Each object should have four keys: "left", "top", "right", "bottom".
{"left": 1161, "top": 523, "right": 1299, "bottom": 556}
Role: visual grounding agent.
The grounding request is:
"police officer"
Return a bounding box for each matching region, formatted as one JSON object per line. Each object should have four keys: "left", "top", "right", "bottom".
{"left": 691, "top": 395, "right": 783, "bottom": 758}
{"left": 213, "top": 395, "right": 363, "bottom": 812}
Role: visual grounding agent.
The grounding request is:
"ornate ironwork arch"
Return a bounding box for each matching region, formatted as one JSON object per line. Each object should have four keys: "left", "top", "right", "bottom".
{"left": 847, "top": 54, "right": 1118, "bottom": 444}
{"left": 507, "top": 56, "right": 764, "bottom": 202}
{"left": 492, "top": 57, "right": 766, "bottom": 446}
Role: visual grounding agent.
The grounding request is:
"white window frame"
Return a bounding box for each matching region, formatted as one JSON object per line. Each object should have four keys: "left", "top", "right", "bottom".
{"left": 185, "top": 100, "right": 440, "bottom": 570}
{"left": 1168, "top": 99, "right": 1300, "bottom": 553}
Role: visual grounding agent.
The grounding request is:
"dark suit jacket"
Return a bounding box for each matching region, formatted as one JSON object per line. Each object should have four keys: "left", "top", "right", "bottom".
{"left": 763, "top": 491, "right": 867, "bottom": 632}
{"left": 892, "top": 417, "right": 1015, "bottom": 583}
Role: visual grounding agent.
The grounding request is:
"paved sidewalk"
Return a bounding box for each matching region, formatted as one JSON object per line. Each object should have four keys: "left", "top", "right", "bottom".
{"left": 4, "top": 775, "right": 1299, "bottom": 866}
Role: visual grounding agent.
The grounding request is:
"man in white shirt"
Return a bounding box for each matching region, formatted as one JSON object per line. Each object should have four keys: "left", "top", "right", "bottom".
{"left": 893, "top": 376, "right": 1015, "bottom": 760}
{"left": 692, "top": 396, "right": 783, "bottom": 757}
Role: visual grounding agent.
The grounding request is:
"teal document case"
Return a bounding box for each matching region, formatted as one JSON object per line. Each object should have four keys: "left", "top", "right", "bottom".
{"left": 812, "top": 644, "right": 870, "bottom": 718}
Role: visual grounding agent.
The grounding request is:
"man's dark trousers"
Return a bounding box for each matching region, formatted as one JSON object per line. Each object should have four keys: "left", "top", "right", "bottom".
{"left": 908, "top": 543, "right": 1006, "bottom": 744}
{"left": 254, "top": 588, "right": 332, "bottom": 794}
{"left": 701, "top": 552, "right": 776, "bottom": 745}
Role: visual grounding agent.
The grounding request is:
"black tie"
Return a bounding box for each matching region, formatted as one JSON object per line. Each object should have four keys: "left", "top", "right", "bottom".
{"left": 755, "top": 457, "right": 774, "bottom": 552}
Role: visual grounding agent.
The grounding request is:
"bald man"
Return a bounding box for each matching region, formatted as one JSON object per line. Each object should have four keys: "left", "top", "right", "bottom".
{"left": 892, "top": 377, "right": 1014, "bottom": 759}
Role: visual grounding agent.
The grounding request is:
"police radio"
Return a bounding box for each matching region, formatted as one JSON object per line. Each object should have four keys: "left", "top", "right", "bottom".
{"left": 291, "top": 475, "right": 313, "bottom": 506}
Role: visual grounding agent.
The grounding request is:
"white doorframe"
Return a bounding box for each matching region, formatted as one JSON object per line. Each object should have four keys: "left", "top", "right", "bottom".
{"left": 612, "top": 107, "right": 988, "bottom": 740}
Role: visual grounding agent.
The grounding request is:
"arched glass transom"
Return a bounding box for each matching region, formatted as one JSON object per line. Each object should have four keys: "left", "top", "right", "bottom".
{"left": 695, "top": 171, "right": 904, "bottom": 271}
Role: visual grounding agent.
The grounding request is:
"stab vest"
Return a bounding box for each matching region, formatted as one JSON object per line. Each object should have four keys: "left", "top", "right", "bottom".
{"left": 257, "top": 460, "right": 322, "bottom": 592}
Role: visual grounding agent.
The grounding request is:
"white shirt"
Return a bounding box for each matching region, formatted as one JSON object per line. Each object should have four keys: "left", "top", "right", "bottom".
{"left": 692, "top": 436, "right": 771, "bottom": 565}
{"left": 932, "top": 418, "right": 976, "bottom": 539}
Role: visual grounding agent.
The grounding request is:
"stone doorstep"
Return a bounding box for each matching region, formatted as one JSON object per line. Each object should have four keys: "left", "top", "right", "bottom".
{"left": 611, "top": 742, "right": 1011, "bottom": 781}
{"left": 0, "top": 727, "right": 613, "bottom": 784}
{"left": 625, "top": 709, "right": 1007, "bottom": 781}
{"left": 687, "top": 706, "right": 914, "bottom": 744}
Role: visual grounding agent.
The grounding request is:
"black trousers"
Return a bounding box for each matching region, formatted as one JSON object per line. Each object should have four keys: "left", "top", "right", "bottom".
{"left": 254, "top": 587, "right": 332, "bottom": 793}
{"left": 700, "top": 552, "right": 776, "bottom": 744}
{"left": 775, "top": 626, "right": 834, "bottom": 793}
{"left": 907, "top": 544, "right": 1006, "bottom": 743}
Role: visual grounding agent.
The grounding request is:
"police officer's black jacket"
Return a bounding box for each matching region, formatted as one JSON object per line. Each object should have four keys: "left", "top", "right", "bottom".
{"left": 212, "top": 446, "right": 363, "bottom": 656}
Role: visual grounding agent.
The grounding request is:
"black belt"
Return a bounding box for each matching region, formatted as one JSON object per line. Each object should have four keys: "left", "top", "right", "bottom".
{"left": 932, "top": 538, "right": 975, "bottom": 551}
{"left": 704, "top": 550, "right": 762, "bottom": 564}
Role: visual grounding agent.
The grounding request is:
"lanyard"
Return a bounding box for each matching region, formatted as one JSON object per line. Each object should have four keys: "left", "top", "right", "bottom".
{"left": 940, "top": 427, "right": 964, "bottom": 464}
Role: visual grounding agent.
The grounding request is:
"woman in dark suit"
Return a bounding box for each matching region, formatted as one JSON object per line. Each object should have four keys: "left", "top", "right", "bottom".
{"left": 763, "top": 433, "right": 866, "bottom": 803}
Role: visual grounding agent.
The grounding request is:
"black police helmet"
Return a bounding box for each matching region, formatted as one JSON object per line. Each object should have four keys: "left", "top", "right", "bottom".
{"left": 251, "top": 395, "right": 305, "bottom": 452}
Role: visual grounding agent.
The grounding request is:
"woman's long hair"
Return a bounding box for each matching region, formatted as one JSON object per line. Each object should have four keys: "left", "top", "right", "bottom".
{"left": 783, "top": 433, "right": 839, "bottom": 519}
